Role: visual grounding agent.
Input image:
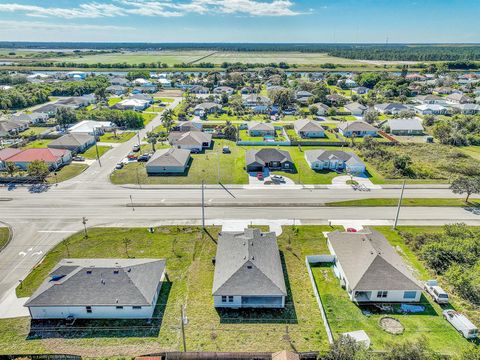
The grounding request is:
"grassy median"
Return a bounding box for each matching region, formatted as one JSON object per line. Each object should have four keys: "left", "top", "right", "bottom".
{"left": 325, "top": 198, "right": 480, "bottom": 207}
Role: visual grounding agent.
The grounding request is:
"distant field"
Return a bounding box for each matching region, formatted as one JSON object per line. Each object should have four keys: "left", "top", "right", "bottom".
{"left": 46, "top": 50, "right": 400, "bottom": 67}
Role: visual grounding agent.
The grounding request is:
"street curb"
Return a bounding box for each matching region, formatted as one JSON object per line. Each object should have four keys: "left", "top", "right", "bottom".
{"left": 127, "top": 202, "right": 327, "bottom": 208}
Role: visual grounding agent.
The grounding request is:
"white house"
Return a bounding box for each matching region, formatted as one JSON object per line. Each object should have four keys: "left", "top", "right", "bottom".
{"left": 168, "top": 131, "right": 212, "bottom": 151}
{"left": 293, "top": 119, "right": 325, "bottom": 138}
{"left": 25, "top": 258, "right": 166, "bottom": 320}
{"left": 327, "top": 229, "right": 422, "bottom": 303}
{"left": 304, "top": 150, "right": 366, "bottom": 174}
{"left": 68, "top": 120, "right": 113, "bottom": 136}
{"left": 388, "top": 118, "right": 424, "bottom": 136}
{"left": 414, "top": 104, "right": 448, "bottom": 116}
{"left": 212, "top": 228, "right": 287, "bottom": 309}
{"left": 345, "top": 102, "right": 367, "bottom": 116}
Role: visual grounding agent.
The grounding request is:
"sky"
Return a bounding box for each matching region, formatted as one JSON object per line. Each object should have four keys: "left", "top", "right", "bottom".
{"left": 0, "top": 0, "right": 479, "bottom": 43}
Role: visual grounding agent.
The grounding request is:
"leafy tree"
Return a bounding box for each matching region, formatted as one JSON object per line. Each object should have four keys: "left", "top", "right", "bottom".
{"left": 147, "top": 131, "right": 158, "bottom": 152}
{"left": 5, "top": 162, "right": 17, "bottom": 177}
{"left": 161, "top": 109, "right": 174, "bottom": 132}
{"left": 268, "top": 88, "right": 294, "bottom": 110}
{"left": 56, "top": 107, "right": 77, "bottom": 129}
{"left": 223, "top": 120, "right": 237, "bottom": 141}
{"left": 126, "top": 70, "right": 150, "bottom": 81}
{"left": 363, "top": 109, "right": 379, "bottom": 124}
{"left": 384, "top": 339, "right": 434, "bottom": 360}
{"left": 450, "top": 176, "right": 480, "bottom": 202}
{"left": 27, "top": 160, "right": 50, "bottom": 181}
{"left": 393, "top": 154, "right": 412, "bottom": 176}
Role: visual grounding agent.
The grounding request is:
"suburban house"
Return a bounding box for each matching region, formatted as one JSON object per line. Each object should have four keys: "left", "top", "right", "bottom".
{"left": 106, "top": 85, "right": 127, "bottom": 95}
{"left": 374, "top": 103, "right": 410, "bottom": 115}
{"left": 0, "top": 148, "right": 72, "bottom": 170}
{"left": 388, "top": 118, "right": 424, "bottom": 136}
{"left": 129, "top": 93, "right": 154, "bottom": 103}
{"left": 189, "top": 85, "right": 209, "bottom": 94}
{"left": 337, "top": 121, "right": 378, "bottom": 138}
{"left": 0, "top": 148, "right": 23, "bottom": 170}
{"left": 68, "top": 120, "right": 113, "bottom": 136}
{"left": 146, "top": 148, "right": 191, "bottom": 175}
{"left": 446, "top": 93, "right": 472, "bottom": 104}
{"left": 243, "top": 95, "right": 271, "bottom": 108}
{"left": 338, "top": 78, "right": 358, "bottom": 88}
{"left": 326, "top": 94, "right": 347, "bottom": 106}
{"left": 193, "top": 102, "right": 222, "bottom": 117}
{"left": 414, "top": 95, "right": 445, "bottom": 105}
{"left": 0, "top": 119, "right": 28, "bottom": 137}
{"left": 213, "top": 86, "right": 234, "bottom": 95}
{"left": 327, "top": 229, "right": 422, "bottom": 303}
{"left": 352, "top": 86, "right": 369, "bottom": 95}
{"left": 212, "top": 228, "right": 287, "bottom": 309}
{"left": 48, "top": 133, "right": 95, "bottom": 154}
{"left": 110, "top": 77, "right": 130, "bottom": 86}
{"left": 168, "top": 131, "right": 212, "bottom": 151}
{"left": 414, "top": 104, "right": 448, "bottom": 115}
{"left": 304, "top": 150, "right": 366, "bottom": 174}
{"left": 25, "top": 258, "right": 166, "bottom": 319}
{"left": 247, "top": 122, "right": 275, "bottom": 137}
{"left": 56, "top": 95, "right": 95, "bottom": 109}
{"left": 311, "top": 103, "right": 330, "bottom": 116}
{"left": 11, "top": 112, "right": 49, "bottom": 124}
{"left": 240, "top": 86, "right": 254, "bottom": 94}
{"left": 451, "top": 103, "right": 480, "bottom": 115}
{"left": 295, "top": 90, "right": 314, "bottom": 104}
{"left": 113, "top": 99, "right": 150, "bottom": 111}
{"left": 245, "top": 148, "right": 294, "bottom": 173}
{"left": 293, "top": 119, "right": 325, "bottom": 138}
{"left": 345, "top": 102, "right": 367, "bottom": 116}
{"left": 158, "top": 78, "right": 172, "bottom": 88}
{"left": 176, "top": 121, "right": 203, "bottom": 132}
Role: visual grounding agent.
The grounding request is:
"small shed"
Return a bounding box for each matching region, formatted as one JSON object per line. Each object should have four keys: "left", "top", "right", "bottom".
{"left": 341, "top": 330, "right": 371, "bottom": 348}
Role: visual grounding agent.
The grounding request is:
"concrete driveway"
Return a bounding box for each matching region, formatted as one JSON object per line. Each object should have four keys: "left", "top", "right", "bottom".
{"left": 329, "top": 175, "right": 381, "bottom": 190}
{"left": 247, "top": 169, "right": 296, "bottom": 187}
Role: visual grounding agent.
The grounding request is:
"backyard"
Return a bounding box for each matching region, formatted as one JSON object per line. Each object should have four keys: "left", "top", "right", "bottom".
{"left": 310, "top": 225, "right": 478, "bottom": 355}
{"left": 6, "top": 225, "right": 334, "bottom": 356}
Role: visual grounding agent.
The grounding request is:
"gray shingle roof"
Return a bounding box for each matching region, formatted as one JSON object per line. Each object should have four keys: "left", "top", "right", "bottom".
{"left": 305, "top": 150, "right": 364, "bottom": 166}
{"left": 147, "top": 148, "right": 191, "bottom": 167}
{"left": 48, "top": 133, "right": 94, "bottom": 148}
{"left": 388, "top": 118, "right": 424, "bottom": 131}
{"left": 25, "top": 258, "right": 166, "bottom": 307}
{"left": 294, "top": 119, "right": 325, "bottom": 133}
{"left": 168, "top": 131, "right": 212, "bottom": 147}
{"left": 246, "top": 148, "right": 292, "bottom": 167}
{"left": 247, "top": 122, "right": 275, "bottom": 131}
{"left": 212, "top": 229, "right": 287, "bottom": 296}
{"left": 328, "top": 229, "right": 421, "bottom": 292}
{"left": 338, "top": 121, "right": 377, "bottom": 132}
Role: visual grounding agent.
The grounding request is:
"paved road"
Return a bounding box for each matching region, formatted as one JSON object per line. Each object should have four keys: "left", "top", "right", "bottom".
{"left": 2, "top": 95, "right": 480, "bottom": 302}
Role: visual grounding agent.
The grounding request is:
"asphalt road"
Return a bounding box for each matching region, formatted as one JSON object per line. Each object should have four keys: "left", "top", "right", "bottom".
{"left": 1, "top": 96, "right": 480, "bottom": 301}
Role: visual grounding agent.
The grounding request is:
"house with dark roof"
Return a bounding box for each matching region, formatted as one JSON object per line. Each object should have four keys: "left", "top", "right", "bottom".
{"left": 193, "top": 102, "right": 222, "bottom": 117}
{"left": 245, "top": 148, "right": 294, "bottom": 173}
{"left": 189, "top": 85, "right": 210, "bottom": 94}
{"left": 305, "top": 150, "right": 365, "bottom": 173}
{"left": 337, "top": 121, "right": 378, "bottom": 138}
{"left": 146, "top": 148, "right": 191, "bottom": 175}
{"left": 327, "top": 229, "right": 422, "bottom": 303}
{"left": 0, "top": 119, "right": 28, "bottom": 137}
{"left": 344, "top": 102, "right": 367, "bottom": 116}
{"left": 293, "top": 119, "right": 325, "bottom": 138}
{"left": 374, "top": 103, "right": 409, "bottom": 115}
{"left": 212, "top": 228, "right": 287, "bottom": 308}
{"left": 25, "top": 258, "right": 166, "bottom": 319}
{"left": 168, "top": 131, "right": 212, "bottom": 152}
{"left": 48, "top": 133, "right": 95, "bottom": 154}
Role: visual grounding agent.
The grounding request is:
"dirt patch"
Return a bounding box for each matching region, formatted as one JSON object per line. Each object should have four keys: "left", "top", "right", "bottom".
{"left": 379, "top": 316, "right": 404, "bottom": 335}
{"left": 155, "top": 89, "right": 182, "bottom": 97}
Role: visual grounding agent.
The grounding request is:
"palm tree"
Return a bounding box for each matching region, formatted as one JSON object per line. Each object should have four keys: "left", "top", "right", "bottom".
{"left": 5, "top": 162, "right": 17, "bottom": 177}
{"left": 147, "top": 132, "right": 158, "bottom": 152}
{"left": 161, "top": 109, "right": 174, "bottom": 132}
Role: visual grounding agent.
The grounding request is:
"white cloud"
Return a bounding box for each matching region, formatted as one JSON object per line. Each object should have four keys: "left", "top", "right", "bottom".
{"left": 0, "top": 20, "right": 134, "bottom": 31}
{"left": 0, "top": 0, "right": 302, "bottom": 19}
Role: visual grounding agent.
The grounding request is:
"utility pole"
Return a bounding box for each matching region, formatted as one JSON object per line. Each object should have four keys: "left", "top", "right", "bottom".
{"left": 217, "top": 152, "right": 220, "bottom": 184}
{"left": 201, "top": 180, "right": 205, "bottom": 230}
{"left": 82, "top": 217, "right": 88, "bottom": 238}
{"left": 130, "top": 195, "right": 135, "bottom": 211}
{"left": 180, "top": 305, "right": 187, "bottom": 352}
{"left": 137, "top": 130, "right": 141, "bottom": 146}
{"left": 93, "top": 128, "right": 102, "bottom": 167}
{"left": 393, "top": 180, "right": 406, "bottom": 229}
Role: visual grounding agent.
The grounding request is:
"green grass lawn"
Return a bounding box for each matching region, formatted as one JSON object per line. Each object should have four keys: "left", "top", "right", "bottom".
{"left": 155, "top": 97, "right": 175, "bottom": 103}
{"left": 145, "top": 105, "right": 165, "bottom": 113}
{"left": 8, "top": 225, "right": 335, "bottom": 356}
{"left": 238, "top": 129, "right": 287, "bottom": 142}
{"left": 98, "top": 132, "right": 135, "bottom": 143}
{"left": 325, "top": 198, "right": 480, "bottom": 207}
{"left": 286, "top": 128, "right": 345, "bottom": 143}
{"left": 21, "top": 139, "right": 52, "bottom": 149}
{"left": 142, "top": 112, "right": 157, "bottom": 126}
{"left": 312, "top": 265, "right": 470, "bottom": 355}
{"left": 19, "top": 127, "right": 51, "bottom": 137}
{"left": 46, "top": 163, "right": 88, "bottom": 184}
{"left": 107, "top": 97, "right": 122, "bottom": 107}
{"left": 0, "top": 227, "right": 10, "bottom": 250}
{"left": 81, "top": 145, "right": 111, "bottom": 159}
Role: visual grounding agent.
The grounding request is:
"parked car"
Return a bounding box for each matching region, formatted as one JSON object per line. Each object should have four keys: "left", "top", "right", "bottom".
{"left": 425, "top": 280, "right": 449, "bottom": 304}
{"left": 222, "top": 146, "right": 231, "bottom": 154}
{"left": 346, "top": 228, "right": 357, "bottom": 233}
{"left": 132, "top": 144, "right": 141, "bottom": 152}
{"left": 190, "top": 148, "right": 201, "bottom": 154}
{"left": 73, "top": 155, "right": 85, "bottom": 162}
{"left": 138, "top": 154, "right": 151, "bottom": 162}
{"left": 115, "top": 162, "right": 124, "bottom": 170}
{"left": 271, "top": 175, "right": 285, "bottom": 183}
{"left": 256, "top": 172, "right": 264, "bottom": 181}
{"left": 443, "top": 310, "right": 478, "bottom": 339}
{"left": 127, "top": 153, "right": 138, "bottom": 160}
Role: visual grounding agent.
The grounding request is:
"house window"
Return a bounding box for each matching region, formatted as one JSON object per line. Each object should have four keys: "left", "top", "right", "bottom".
{"left": 228, "top": 296, "right": 234, "bottom": 303}
{"left": 221, "top": 296, "right": 227, "bottom": 303}
{"left": 132, "top": 306, "right": 142, "bottom": 310}
{"left": 377, "top": 291, "right": 388, "bottom": 298}
{"left": 86, "top": 306, "right": 92, "bottom": 313}
{"left": 403, "top": 291, "right": 417, "bottom": 299}
{"left": 116, "top": 306, "right": 124, "bottom": 309}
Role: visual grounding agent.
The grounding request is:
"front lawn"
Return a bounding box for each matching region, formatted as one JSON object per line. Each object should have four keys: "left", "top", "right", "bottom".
{"left": 19, "top": 127, "right": 51, "bottom": 137}
{"left": 99, "top": 132, "right": 136, "bottom": 143}
{"left": 155, "top": 97, "right": 174, "bottom": 103}
{"left": 81, "top": 145, "right": 111, "bottom": 159}
{"left": 46, "top": 163, "right": 88, "bottom": 184}
{"left": 142, "top": 112, "right": 157, "bottom": 126}
{"left": 107, "top": 97, "right": 122, "bottom": 107}
{"left": 0, "top": 226, "right": 10, "bottom": 250}
{"left": 8, "top": 225, "right": 333, "bottom": 356}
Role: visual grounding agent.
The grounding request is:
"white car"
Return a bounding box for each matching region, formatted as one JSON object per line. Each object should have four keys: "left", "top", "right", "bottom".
{"left": 424, "top": 280, "right": 449, "bottom": 304}
{"left": 443, "top": 310, "right": 478, "bottom": 339}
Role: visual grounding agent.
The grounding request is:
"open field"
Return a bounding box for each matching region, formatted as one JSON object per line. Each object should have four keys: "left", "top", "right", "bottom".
{"left": 6, "top": 225, "right": 335, "bottom": 356}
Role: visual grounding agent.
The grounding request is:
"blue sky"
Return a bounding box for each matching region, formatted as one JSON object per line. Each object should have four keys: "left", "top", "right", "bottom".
{"left": 0, "top": 0, "right": 478, "bottom": 43}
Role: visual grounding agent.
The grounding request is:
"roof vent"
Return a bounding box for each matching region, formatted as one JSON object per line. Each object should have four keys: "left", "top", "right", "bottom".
{"left": 86, "top": 270, "right": 92, "bottom": 274}
{"left": 113, "top": 270, "right": 119, "bottom": 274}
{"left": 251, "top": 256, "right": 255, "bottom": 260}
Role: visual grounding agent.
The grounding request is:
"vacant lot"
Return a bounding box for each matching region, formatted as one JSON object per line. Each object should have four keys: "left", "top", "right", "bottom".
{"left": 99, "top": 132, "right": 135, "bottom": 143}
{"left": 46, "top": 163, "right": 88, "bottom": 184}
{"left": 81, "top": 145, "right": 111, "bottom": 159}
{"left": 6, "top": 225, "right": 334, "bottom": 356}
